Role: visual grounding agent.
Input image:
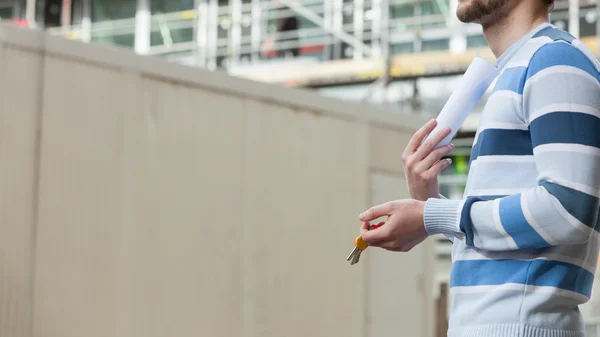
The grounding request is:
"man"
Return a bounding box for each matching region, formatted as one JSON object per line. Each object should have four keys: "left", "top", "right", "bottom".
{"left": 261, "top": 16, "right": 300, "bottom": 59}
{"left": 358, "top": 0, "right": 600, "bottom": 336}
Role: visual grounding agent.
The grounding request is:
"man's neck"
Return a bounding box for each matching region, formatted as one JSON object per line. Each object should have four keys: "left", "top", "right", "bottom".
{"left": 482, "top": 4, "right": 550, "bottom": 58}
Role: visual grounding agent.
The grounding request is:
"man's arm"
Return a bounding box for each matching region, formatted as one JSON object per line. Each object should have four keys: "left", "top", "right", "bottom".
{"left": 424, "top": 42, "right": 600, "bottom": 251}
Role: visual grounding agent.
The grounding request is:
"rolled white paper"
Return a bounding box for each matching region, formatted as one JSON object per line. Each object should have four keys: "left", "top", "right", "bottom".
{"left": 425, "top": 56, "right": 499, "bottom": 149}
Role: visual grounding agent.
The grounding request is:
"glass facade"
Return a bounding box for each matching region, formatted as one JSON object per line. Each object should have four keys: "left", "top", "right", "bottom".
{"left": 150, "top": 0, "right": 193, "bottom": 46}
{"left": 151, "top": 0, "right": 193, "bottom": 14}
{"left": 391, "top": 41, "right": 414, "bottom": 54}
{"left": 422, "top": 38, "right": 449, "bottom": 51}
{"left": 92, "top": 0, "right": 136, "bottom": 21}
{"left": 68, "top": 0, "right": 138, "bottom": 47}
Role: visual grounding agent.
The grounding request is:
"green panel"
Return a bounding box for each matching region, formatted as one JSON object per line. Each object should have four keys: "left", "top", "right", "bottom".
{"left": 150, "top": 0, "right": 194, "bottom": 14}
{"left": 150, "top": 31, "right": 163, "bottom": 46}
{"left": 92, "top": 0, "right": 136, "bottom": 21}
{"left": 421, "top": 0, "right": 442, "bottom": 15}
{"left": 0, "top": 6, "right": 13, "bottom": 19}
{"left": 297, "top": 16, "right": 318, "bottom": 30}
{"left": 91, "top": 33, "right": 135, "bottom": 48}
{"left": 150, "top": 27, "right": 194, "bottom": 46}
{"left": 391, "top": 42, "right": 414, "bottom": 55}
{"left": 390, "top": 3, "right": 414, "bottom": 19}
{"left": 172, "top": 28, "right": 194, "bottom": 45}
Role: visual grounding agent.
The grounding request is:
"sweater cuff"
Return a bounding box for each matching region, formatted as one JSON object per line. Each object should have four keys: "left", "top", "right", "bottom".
{"left": 424, "top": 198, "right": 464, "bottom": 238}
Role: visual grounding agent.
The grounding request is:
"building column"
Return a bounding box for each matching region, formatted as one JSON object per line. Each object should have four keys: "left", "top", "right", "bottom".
{"left": 135, "top": 0, "right": 151, "bottom": 55}
{"left": 250, "top": 0, "right": 261, "bottom": 63}
{"left": 25, "top": 0, "right": 36, "bottom": 25}
{"left": 206, "top": 0, "right": 219, "bottom": 70}
{"left": 81, "top": 0, "right": 91, "bottom": 42}
{"left": 61, "top": 0, "right": 72, "bottom": 27}
{"left": 412, "top": 0, "right": 422, "bottom": 54}
{"left": 448, "top": 0, "right": 467, "bottom": 54}
{"left": 371, "top": 0, "right": 382, "bottom": 57}
{"left": 229, "top": 0, "right": 242, "bottom": 66}
{"left": 195, "top": 0, "right": 208, "bottom": 68}
{"left": 323, "top": 0, "right": 333, "bottom": 59}
{"left": 353, "top": 0, "right": 364, "bottom": 60}
{"left": 569, "top": 0, "right": 579, "bottom": 39}
{"left": 380, "top": 0, "right": 389, "bottom": 58}
{"left": 332, "top": 0, "right": 343, "bottom": 59}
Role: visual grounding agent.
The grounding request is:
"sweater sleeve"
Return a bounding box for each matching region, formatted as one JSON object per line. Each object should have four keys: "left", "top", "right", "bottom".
{"left": 423, "top": 42, "right": 600, "bottom": 251}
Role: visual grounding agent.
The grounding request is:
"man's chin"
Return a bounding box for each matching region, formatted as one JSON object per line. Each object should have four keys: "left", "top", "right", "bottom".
{"left": 456, "top": 0, "right": 506, "bottom": 26}
{"left": 456, "top": 9, "right": 479, "bottom": 23}
{"left": 456, "top": 5, "right": 487, "bottom": 24}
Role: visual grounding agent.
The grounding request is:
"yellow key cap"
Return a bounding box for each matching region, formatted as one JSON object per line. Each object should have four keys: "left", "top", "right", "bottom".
{"left": 346, "top": 222, "right": 384, "bottom": 265}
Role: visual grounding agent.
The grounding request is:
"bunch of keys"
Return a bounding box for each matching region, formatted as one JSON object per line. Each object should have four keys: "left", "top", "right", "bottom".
{"left": 346, "top": 222, "right": 384, "bottom": 265}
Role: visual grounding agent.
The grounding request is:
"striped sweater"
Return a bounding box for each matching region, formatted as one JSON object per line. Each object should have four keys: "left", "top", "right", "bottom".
{"left": 424, "top": 23, "right": 600, "bottom": 337}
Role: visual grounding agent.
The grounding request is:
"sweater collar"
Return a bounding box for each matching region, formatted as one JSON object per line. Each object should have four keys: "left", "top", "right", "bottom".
{"left": 496, "top": 22, "right": 553, "bottom": 71}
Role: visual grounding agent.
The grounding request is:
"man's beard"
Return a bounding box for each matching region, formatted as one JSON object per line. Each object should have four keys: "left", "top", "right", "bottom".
{"left": 456, "top": 0, "right": 507, "bottom": 24}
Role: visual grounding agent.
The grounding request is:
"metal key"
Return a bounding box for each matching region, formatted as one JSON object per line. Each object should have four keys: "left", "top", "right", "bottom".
{"left": 346, "top": 246, "right": 362, "bottom": 265}
{"left": 346, "top": 222, "right": 383, "bottom": 265}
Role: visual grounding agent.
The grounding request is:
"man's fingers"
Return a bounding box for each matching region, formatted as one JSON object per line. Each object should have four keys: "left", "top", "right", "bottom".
{"left": 378, "top": 241, "right": 402, "bottom": 251}
{"left": 427, "top": 158, "right": 453, "bottom": 176}
{"left": 413, "top": 127, "right": 451, "bottom": 161}
{"left": 361, "top": 226, "right": 392, "bottom": 244}
{"left": 380, "top": 239, "right": 419, "bottom": 252}
{"left": 359, "top": 202, "right": 394, "bottom": 221}
{"left": 373, "top": 221, "right": 386, "bottom": 229}
{"left": 405, "top": 119, "right": 437, "bottom": 154}
{"left": 360, "top": 221, "right": 371, "bottom": 235}
{"left": 360, "top": 221, "right": 385, "bottom": 238}
{"left": 416, "top": 143, "right": 455, "bottom": 172}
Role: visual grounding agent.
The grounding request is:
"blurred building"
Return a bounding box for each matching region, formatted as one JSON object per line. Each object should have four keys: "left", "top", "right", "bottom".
{"left": 2, "top": 1, "right": 597, "bottom": 106}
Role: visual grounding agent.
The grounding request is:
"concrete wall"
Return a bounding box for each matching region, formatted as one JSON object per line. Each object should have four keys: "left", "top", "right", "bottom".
{"left": 0, "top": 23, "right": 434, "bottom": 337}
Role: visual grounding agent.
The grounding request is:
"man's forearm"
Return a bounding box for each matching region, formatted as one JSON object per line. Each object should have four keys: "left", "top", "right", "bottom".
{"left": 424, "top": 184, "right": 599, "bottom": 251}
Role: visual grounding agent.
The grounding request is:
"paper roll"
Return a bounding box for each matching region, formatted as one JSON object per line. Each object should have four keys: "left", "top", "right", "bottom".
{"left": 425, "top": 56, "right": 499, "bottom": 149}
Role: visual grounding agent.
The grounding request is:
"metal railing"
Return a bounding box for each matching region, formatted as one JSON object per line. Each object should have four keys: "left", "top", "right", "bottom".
{"left": 46, "top": 0, "right": 452, "bottom": 67}
{"left": 44, "top": 0, "right": 599, "bottom": 78}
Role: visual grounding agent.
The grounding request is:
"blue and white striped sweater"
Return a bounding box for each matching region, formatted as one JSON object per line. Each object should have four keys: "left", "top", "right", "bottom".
{"left": 424, "top": 23, "right": 600, "bottom": 337}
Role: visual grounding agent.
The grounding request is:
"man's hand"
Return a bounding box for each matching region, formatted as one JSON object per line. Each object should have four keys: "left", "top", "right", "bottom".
{"left": 358, "top": 199, "right": 427, "bottom": 252}
{"left": 402, "top": 119, "right": 455, "bottom": 201}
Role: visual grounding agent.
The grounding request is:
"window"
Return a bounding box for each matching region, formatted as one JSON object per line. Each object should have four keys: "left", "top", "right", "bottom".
{"left": 150, "top": 0, "right": 193, "bottom": 14}
{"left": 421, "top": 0, "right": 442, "bottom": 15}
{"left": 92, "top": 0, "right": 136, "bottom": 21}
{"left": 422, "top": 38, "right": 449, "bottom": 51}
{"left": 467, "top": 34, "right": 487, "bottom": 48}
{"left": 580, "top": 10, "right": 597, "bottom": 37}
{"left": 90, "top": 0, "right": 136, "bottom": 48}
{"left": 0, "top": 6, "right": 13, "bottom": 18}
{"left": 150, "top": 0, "right": 195, "bottom": 46}
{"left": 391, "top": 42, "right": 414, "bottom": 55}
{"left": 0, "top": 0, "right": 24, "bottom": 19}
{"left": 390, "top": 2, "right": 414, "bottom": 19}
